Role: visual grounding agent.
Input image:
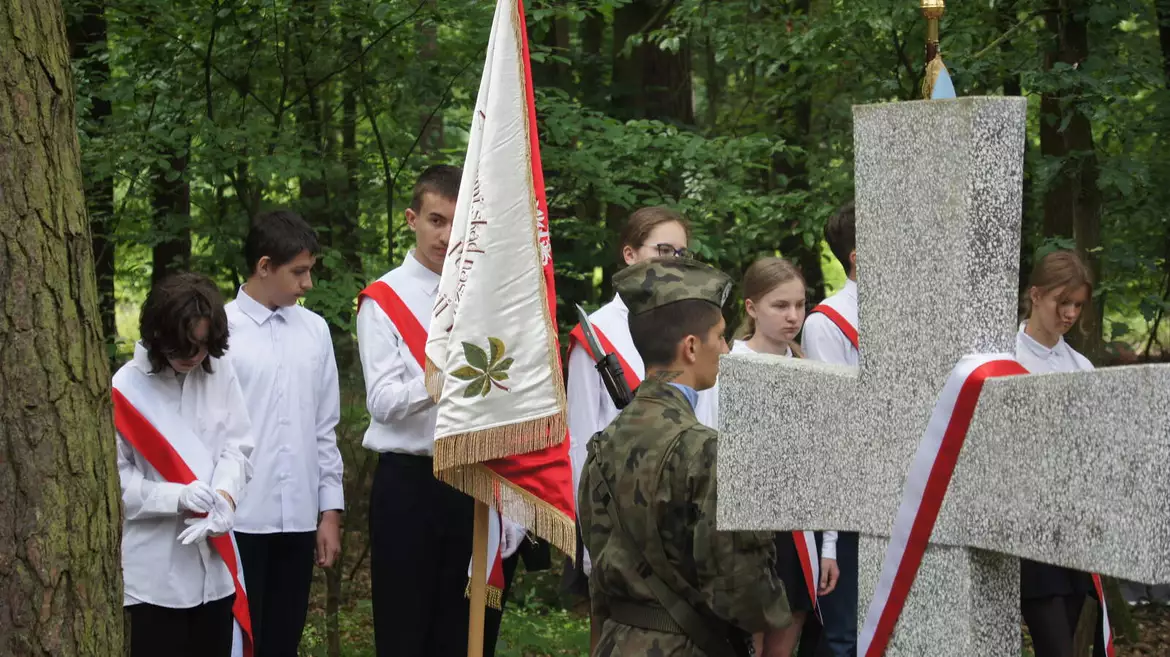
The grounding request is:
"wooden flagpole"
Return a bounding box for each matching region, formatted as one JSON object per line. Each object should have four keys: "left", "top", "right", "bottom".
{"left": 467, "top": 500, "right": 490, "bottom": 657}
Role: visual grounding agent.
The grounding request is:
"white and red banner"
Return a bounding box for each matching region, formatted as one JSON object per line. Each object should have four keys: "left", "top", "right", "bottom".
{"left": 422, "top": 0, "right": 575, "bottom": 557}
{"left": 858, "top": 354, "right": 1114, "bottom": 656}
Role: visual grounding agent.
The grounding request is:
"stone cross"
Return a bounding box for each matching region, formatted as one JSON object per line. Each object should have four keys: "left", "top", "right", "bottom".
{"left": 717, "top": 97, "right": 1170, "bottom": 656}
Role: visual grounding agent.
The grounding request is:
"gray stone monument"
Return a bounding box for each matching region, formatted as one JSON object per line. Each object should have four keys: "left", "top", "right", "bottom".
{"left": 717, "top": 97, "right": 1170, "bottom": 655}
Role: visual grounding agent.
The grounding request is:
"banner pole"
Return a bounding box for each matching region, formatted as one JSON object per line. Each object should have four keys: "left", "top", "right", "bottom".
{"left": 467, "top": 500, "right": 490, "bottom": 657}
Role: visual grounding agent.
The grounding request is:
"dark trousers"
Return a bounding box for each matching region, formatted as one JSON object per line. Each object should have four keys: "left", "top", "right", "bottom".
{"left": 235, "top": 531, "right": 317, "bottom": 657}
{"left": 1022, "top": 594, "right": 1106, "bottom": 657}
{"left": 127, "top": 595, "right": 234, "bottom": 657}
{"left": 816, "top": 531, "right": 858, "bottom": 657}
{"left": 370, "top": 452, "right": 508, "bottom": 657}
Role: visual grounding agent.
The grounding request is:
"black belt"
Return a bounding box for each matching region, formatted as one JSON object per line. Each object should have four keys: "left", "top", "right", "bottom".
{"left": 377, "top": 451, "right": 433, "bottom": 467}
{"left": 607, "top": 601, "right": 685, "bottom": 635}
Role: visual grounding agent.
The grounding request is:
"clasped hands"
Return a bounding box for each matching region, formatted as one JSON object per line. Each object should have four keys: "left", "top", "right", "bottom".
{"left": 177, "top": 480, "right": 235, "bottom": 545}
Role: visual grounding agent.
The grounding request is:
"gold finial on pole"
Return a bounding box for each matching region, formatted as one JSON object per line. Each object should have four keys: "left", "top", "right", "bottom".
{"left": 921, "top": 0, "right": 946, "bottom": 98}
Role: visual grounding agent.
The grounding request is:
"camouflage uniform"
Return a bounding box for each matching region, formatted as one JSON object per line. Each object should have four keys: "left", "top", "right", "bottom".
{"left": 579, "top": 259, "right": 791, "bottom": 657}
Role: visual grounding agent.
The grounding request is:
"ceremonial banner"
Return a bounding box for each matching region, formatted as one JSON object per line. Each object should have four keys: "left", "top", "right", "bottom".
{"left": 423, "top": 0, "right": 575, "bottom": 555}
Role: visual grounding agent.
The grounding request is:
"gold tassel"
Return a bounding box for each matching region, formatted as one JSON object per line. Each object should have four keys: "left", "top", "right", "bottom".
{"left": 424, "top": 356, "right": 444, "bottom": 402}
{"left": 437, "top": 464, "right": 577, "bottom": 557}
{"left": 922, "top": 55, "right": 946, "bottom": 100}
{"left": 432, "top": 412, "right": 566, "bottom": 471}
{"left": 464, "top": 580, "right": 505, "bottom": 610}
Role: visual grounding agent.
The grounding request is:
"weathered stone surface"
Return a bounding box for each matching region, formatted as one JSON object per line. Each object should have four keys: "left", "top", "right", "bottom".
{"left": 717, "top": 97, "right": 1170, "bottom": 656}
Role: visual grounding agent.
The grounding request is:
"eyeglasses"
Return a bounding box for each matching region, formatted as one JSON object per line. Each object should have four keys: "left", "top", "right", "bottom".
{"left": 648, "top": 243, "right": 695, "bottom": 259}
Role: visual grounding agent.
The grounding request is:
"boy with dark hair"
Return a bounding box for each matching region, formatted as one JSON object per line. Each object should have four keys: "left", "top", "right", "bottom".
{"left": 226, "top": 209, "right": 344, "bottom": 657}
{"left": 802, "top": 201, "right": 859, "bottom": 656}
{"left": 113, "top": 271, "right": 254, "bottom": 657}
{"left": 357, "top": 164, "right": 525, "bottom": 657}
{"left": 579, "top": 257, "right": 792, "bottom": 656}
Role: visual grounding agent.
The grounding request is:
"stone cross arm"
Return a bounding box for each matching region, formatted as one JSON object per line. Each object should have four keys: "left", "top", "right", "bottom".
{"left": 719, "top": 354, "right": 1170, "bottom": 586}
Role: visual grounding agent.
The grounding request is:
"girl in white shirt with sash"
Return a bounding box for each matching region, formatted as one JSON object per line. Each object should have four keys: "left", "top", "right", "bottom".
{"left": 112, "top": 272, "right": 254, "bottom": 657}
{"left": 726, "top": 257, "right": 839, "bottom": 657}
{"left": 1016, "top": 250, "right": 1106, "bottom": 657}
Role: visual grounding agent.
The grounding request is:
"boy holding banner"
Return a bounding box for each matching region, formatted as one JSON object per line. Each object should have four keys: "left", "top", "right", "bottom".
{"left": 112, "top": 272, "right": 254, "bottom": 657}
{"left": 358, "top": 165, "right": 524, "bottom": 657}
{"left": 226, "top": 210, "right": 343, "bottom": 657}
{"left": 801, "top": 202, "right": 859, "bottom": 657}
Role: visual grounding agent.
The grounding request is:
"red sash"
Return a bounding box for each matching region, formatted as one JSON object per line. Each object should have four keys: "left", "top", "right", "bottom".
{"left": 359, "top": 281, "right": 427, "bottom": 369}
{"left": 810, "top": 304, "right": 860, "bottom": 351}
{"left": 112, "top": 389, "right": 253, "bottom": 657}
{"left": 568, "top": 323, "right": 641, "bottom": 391}
{"left": 357, "top": 279, "right": 508, "bottom": 603}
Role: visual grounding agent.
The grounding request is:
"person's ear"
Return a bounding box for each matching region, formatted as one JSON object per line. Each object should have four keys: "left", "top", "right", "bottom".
{"left": 849, "top": 250, "right": 858, "bottom": 276}
{"left": 744, "top": 298, "right": 757, "bottom": 320}
{"left": 405, "top": 207, "right": 419, "bottom": 231}
{"left": 622, "top": 245, "right": 637, "bottom": 266}
{"left": 681, "top": 335, "right": 700, "bottom": 365}
{"left": 256, "top": 255, "right": 272, "bottom": 279}
{"left": 1029, "top": 286, "right": 1041, "bottom": 310}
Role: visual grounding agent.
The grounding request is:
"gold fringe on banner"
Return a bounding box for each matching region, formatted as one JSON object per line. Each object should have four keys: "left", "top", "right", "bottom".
{"left": 437, "top": 463, "right": 577, "bottom": 558}
{"left": 464, "top": 580, "right": 504, "bottom": 610}
{"left": 433, "top": 411, "right": 566, "bottom": 471}
{"left": 424, "top": 356, "right": 444, "bottom": 402}
{"left": 922, "top": 55, "right": 947, "bottom": 100}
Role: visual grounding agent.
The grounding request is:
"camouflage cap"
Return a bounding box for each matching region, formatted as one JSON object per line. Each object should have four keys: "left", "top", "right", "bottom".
{"left": 614, "top": 257, "right": 733, "bottom": 316}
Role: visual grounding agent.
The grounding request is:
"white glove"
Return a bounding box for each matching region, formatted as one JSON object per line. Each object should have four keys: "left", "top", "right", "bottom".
{"left": 177, "top": 492, "right": 235, "bottom": 545}
{"left": 178, "top": 481, "right": 217, "bottom": 514}
{"left": 500, "top": 519, "right": 526, "bottom": 560}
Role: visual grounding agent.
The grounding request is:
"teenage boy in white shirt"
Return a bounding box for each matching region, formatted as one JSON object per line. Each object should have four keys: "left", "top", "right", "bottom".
{"left": 227, "top": 210, "right": 343, "bottom": 657}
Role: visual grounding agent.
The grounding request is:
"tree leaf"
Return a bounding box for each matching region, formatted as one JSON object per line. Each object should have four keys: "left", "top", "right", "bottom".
{"left": 463, "top": 376, "right": 488, "bottom": 398}
{"left": 463, "top": 341, "right": 489, "bottom": 370}
{"left": 488, "top": 337, "right": 506, "bottom": 366}
{"left": 451, "top": 365, "right": 483, "bottom": 381}
{"left": 489, "top": 371, "right": 509, "bottom": 382}
{"left": 492, "top": 357, "right": 514, "bottom": 373}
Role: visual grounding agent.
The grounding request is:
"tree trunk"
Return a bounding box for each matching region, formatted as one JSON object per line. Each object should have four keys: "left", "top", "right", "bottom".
{"left": 67, "top": 0, "right": 116, "bottom": 360}
{"left": 1157, "top": 0, "right": 1170, "bottom": 83}
{"left": 578, "top": 8, "right": 606, "bottom": 109}
{"left": 0, "top": 0, "right": 124, "bottom": 654}
{"left": 612, "top": 0, "right": 694, "bottom": 124}
{"left": 150, "top": 150, "right": 192, "bottom": 286}
{"left": 1040, "top": 0, "right": 1103, "bottom": 361}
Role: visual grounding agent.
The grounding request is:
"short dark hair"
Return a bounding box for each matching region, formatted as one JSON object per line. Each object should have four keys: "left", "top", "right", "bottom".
{"left": 628, "top": 300, "right": 723, "bottom": 368}
{"left": 410, "top": 165, "right": 462, "bottom": 212}
{"left": 824, "top": 201, "right": 856, "bottom": 273}
{"left": 244, "top": 210, "right": 320, "bottom": 276}
{"left": 139, "top": 272, "right": 230, "bottom": 374}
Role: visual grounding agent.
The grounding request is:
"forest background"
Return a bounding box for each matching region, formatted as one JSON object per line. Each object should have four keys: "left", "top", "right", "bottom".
{"left": 60, "top": 0, "right": 1170, "bottom": 654}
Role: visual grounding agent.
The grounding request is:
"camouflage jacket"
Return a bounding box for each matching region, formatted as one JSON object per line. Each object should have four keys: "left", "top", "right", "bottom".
{"left": 579, "top": 378, "right": 791, "bottom": 657}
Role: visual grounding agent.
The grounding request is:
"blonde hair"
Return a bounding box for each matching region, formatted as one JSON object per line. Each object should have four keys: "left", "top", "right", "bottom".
{"left": 1024, "top": 249, "right": 1094, "bottom": 324}
{"left": 735, "top": 257, "right": 806, "bottom": 357}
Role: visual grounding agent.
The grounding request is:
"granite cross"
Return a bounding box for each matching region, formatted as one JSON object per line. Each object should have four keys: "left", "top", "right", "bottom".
{"left": 717, "top": 97, "right": 1170, "bottom": 656}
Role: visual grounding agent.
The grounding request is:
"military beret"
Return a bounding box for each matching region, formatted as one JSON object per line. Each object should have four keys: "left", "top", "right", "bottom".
{"left": 613, "top": 257, "right": 733, "bottom": 316}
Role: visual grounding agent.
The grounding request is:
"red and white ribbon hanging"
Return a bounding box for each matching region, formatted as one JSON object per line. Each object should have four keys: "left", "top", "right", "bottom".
{"left": 857, "top": 353, "right": 1116, "bottom": 656}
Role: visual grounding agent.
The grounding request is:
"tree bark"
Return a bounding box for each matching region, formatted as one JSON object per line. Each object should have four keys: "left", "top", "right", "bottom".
{"left": 150, "top": 150, "right": 192, "bottom": 287}
{"left": 67, "top": 0, "right": 116, "bottom": 360}
{"left": 0, "top": 0, "right": 124, "bottom": 654}
{"left": 1040, "top": 0, "right": 1103, "bottom": 360}
{"left": 612, "top": 0, "right": 694, "bottom": 124}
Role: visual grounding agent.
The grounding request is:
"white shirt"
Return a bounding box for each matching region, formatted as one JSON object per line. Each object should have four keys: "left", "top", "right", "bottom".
{"left": 716, "top": 340, "right": 838, "bottom": 560}
{"left": 1015, "top": 324, "right": 1094, "bottom": 375}
{"left": 114, "top": 344, "right": 254, "bottom": 608}
{"left": 802, "top": 279, "right": 859, "bottom": 367}
{"left": 358, "top": 252, "right": 440, "bottom": 455}
{"left": 226, "top": 287, "right": 344, "bottom": 534}
{"left": 567, "top": 295, "right": 718, "bottom": 574}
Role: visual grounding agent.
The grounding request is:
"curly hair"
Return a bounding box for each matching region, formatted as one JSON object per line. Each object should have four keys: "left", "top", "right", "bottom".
{"left": 139, "top": 272, "right": 230, "bottom": 374}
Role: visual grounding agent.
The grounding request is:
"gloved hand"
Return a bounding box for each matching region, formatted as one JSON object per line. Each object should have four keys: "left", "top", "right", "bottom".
{"left": 178, "top": 481, "right": 217, "bottom": 514}
{"left": 177, "top": 492, "right": 235, "bottom": 545}
{"left": 500, "top": 519, "right": 527, "bottom": 560}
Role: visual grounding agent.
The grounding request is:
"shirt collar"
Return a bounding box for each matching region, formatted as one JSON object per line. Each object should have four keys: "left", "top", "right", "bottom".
{"left": 842, "top": 278, "right": 858, "bottom": 299}
{"left": 667, "top": 382, "right": 699, "bottom": 409}
{"left": 612, "top": 294, "right": 629, "bottom": 317}
{"left": 404, "top": 250, "right": 442, "bottom": 295}
{"left": 131, "top": 341, "right": 183, "bottom": 379}
{"left": 1017, "top": 323, "right": 1062, "bottom": 360}
{"left": 235, "top": 285, "right": 287, "bottom": 325}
